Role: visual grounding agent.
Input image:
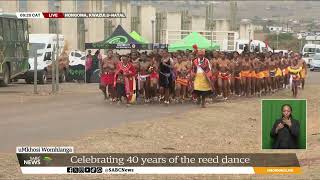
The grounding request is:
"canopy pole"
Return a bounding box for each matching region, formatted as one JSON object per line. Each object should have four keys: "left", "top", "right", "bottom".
{"left": 166, "top": 29, "right": 169, "bottom": 45}
{"left": 211, "top": 30, "right": 213, "bottom": 50}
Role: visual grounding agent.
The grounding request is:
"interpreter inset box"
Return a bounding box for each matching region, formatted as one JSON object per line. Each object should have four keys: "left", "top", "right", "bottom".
{"left": 261, "top": 99, "right": 307, "bottom": 149}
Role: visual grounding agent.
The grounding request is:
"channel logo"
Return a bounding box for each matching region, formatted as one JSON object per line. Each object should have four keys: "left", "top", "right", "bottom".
{"left": 23, "top": 156, "right": 41, "bottom": 165}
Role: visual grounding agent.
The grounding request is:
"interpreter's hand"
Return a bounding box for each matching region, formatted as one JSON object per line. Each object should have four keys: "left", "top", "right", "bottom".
{"left": 276, "top": 123, "right": 284, "bottom": 132}
{"left": 283, "top": 119, "right": 292, "bottom": 127}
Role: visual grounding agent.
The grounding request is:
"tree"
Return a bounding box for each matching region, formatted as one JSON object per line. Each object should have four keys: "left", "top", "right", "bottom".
{"left": 266, "top": 33, "right": 301, "bottom": 52}
{"left": 307, "top": 22, "right": 316, "bottom": 32}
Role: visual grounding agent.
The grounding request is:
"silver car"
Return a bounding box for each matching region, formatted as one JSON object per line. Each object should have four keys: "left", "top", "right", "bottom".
{"left": 310, "top": 53, "right": 320, "bottom": 71}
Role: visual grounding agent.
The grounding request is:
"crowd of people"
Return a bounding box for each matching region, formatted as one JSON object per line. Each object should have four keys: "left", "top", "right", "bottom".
{"left": 85, "top": 47, "right": 307, "bottom": 107}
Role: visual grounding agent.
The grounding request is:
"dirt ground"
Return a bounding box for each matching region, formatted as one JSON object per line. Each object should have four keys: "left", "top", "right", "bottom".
{"left": 0, "top": 80, "right": 319, "bottom": 179}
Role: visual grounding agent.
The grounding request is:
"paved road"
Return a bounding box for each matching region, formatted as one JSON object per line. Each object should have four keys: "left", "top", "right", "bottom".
{"left": 307, "top": 70, "right": 320, "bottom": 84}
{"left": 0, "top": 83, "right": 194, "bottom": 153}
{"left": 0, "top": 71, "right": 318, "bottom": 153}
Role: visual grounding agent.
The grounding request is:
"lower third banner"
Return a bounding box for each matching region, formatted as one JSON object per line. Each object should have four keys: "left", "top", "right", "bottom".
{"left": 16, "top": 153, "right": 301, "bottom": 175}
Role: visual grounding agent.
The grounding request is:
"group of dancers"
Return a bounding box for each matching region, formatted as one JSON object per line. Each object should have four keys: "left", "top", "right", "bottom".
{"left": 95, "top": 47, "right": 307, "bottom": 107}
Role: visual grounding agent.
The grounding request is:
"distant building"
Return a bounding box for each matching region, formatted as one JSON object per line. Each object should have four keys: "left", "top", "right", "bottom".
{"left": 181, "top": 10, "right": 192, "bottom": 35}
{"left": 0, "top": 0, "right": 18, "bottom": 12}
{"left": 138, "top": 5, "right": 156, "bottom": 43}
{"left": 268, "top": 26, "right": 283, "bottom": 32}
{"left": 282, "top": 27, "right": 293, "bottom": 33}
{"left": 305, "top": 35, "right": 320, "bottom": 44}
{"left": 166, "top": 12, "right": 182, "bottom": 31}
{"left": 268, "top": 26, "right": 293, "bottom": 33}
{"left": 191, "top": 16, "right": 206, "bottom": 31}
{"left": 156, "top": 11, "right": 182, "bottom": 43}
{"left": 84, "top": 0, "right": 104, "bottom": 51}
{"left": 213, "top": 19, "right": 231, "bottom": 31}
{"left": 112, "top": 0, "right": 131, "bottom": 33}
{"left": 239, "top": 19, "right": 263, "bottom": 40}
{"left": 254, "top": 25, "right": 264, "bottom": 31}
{"left": 292, "top": 20, "right": 299, "bottom": 24}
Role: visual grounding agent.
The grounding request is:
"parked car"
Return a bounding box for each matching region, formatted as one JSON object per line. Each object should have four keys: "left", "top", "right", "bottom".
{"left": 69, "top": 50, "right": 86, "bottom": 66}
{"left": 310, "top": 53, "right": 320, "bottom": 71}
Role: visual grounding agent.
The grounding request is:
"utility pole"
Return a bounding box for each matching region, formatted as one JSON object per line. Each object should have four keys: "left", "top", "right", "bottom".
{"left": 151, "top": 17, "right": 155, "bottom": 43}
{"left": 206, "top": 2, "right": 215, "bottom": 46}
{"left": 55, "top": 22, "right": 59, "bottom": 92}
{"left": 248, "top": 29, "right": 251, "bottom": 52}
{"left": 120, "top": 0, "right": 122, "bottom": 26}
{"left": 51, "top": 46, "right": 56, "bottom": 93}
{"left": 55, "top": 2, "right": 60, "bottom": 92}
{"left": 276, "top": 30, "right": 279, "bottom": 50}
{"left": 33, "top": 50, "right": 38, "bottom": 94}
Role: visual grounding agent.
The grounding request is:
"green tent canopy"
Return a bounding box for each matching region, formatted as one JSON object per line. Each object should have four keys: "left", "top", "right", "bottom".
{"left": 130, "top": 31, "right": 148, "bottom": 44}
{"left": 168, "top": 32, "right": 220, "bottom": 52}
{"left": 85, "top": 25, "right": 142, "bottom": 49}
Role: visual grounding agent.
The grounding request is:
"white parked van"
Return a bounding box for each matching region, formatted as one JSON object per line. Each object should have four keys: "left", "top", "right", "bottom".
{"left": 301, "top": 44, "right": 320, "bottom": 65}
{"left": 301, "top": 44, "right": 320, "bottom": 55}
{"left": 236, "top": 39, "right": 272, "bottom": 54}
{"left": 23, "top": 34, "right": 65, "bottom": 84}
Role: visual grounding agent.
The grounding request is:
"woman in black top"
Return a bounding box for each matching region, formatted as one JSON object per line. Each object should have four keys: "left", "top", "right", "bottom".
{"left": 92, "top": 50, "right": 100, "bottom": 70}
{"left": 159, "top": 50, "right": 174, "bottom": 105}
{"left": 270, "top": 104, "right": 300, "bottom": 149}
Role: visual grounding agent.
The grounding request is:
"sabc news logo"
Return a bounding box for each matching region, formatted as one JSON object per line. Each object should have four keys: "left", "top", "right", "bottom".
{"left": 23, "top": 156, "right": 53, "bottom": 165}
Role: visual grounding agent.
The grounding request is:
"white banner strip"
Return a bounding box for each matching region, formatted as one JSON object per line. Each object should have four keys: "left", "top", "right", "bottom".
{"left": 21, "top": 167, "right": 255, "bottom": 174}
{"left": 16, "top": 12, "right": 44, "bottom": 19}
{"left": 21, "top": 167, "right": 66, "bottom": 174}
{"left": 16, "top": 146, "right": 74, "bottom": 154}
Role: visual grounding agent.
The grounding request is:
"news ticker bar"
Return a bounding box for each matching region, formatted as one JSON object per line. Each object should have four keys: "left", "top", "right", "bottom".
{"left": 16, "top": 149, "right": 301, "bottom": 175}
{"left": 20, "top": 166, "right": 301, "bottom": 175}
{"left": 16, "top": 12, "right": 126, "bottom": 19}
{"left": 17, "top": 153, "right": 300, "bottom": 167}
